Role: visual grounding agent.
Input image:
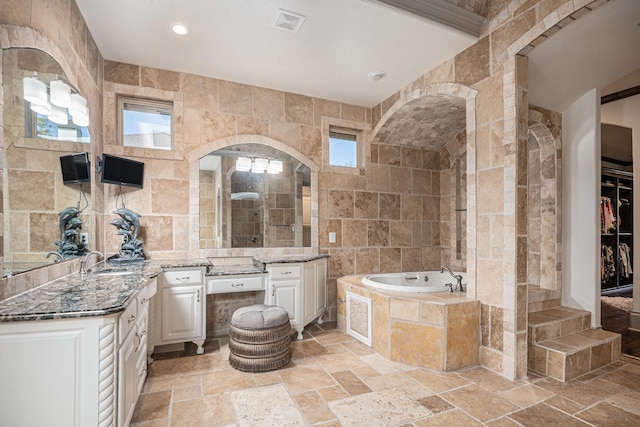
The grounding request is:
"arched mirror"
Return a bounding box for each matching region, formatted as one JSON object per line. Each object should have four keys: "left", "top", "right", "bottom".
{"left": 199, "top": 144, "right": 311, "bottom": 248}
{"left": 2, "top": 48, "right": 92, "bottom": 276}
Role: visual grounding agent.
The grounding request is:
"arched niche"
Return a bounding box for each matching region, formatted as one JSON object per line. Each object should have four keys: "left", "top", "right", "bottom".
{"left": 526, "top": 109, "right": 561, "bottom": 291}
{"left": 370, "top": 83, "right": 477, "bottom": 294}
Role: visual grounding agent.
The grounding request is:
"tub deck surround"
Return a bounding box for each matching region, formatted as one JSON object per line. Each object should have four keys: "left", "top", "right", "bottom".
{"left": 0, "top": 261, "right": 163, "bottom": 322}
{"left": 338, "top": 275, "right": 479, "bottom": 372}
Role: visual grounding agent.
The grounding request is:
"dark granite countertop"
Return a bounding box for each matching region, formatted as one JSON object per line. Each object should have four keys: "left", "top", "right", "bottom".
{"left": 254, "top": 254, "right": 330, "bottom": 265}
{"left": 0, "top": 255, "right": 329, "bottom": 322}
{"left": 207, "top": 265, "right": 265, "bottom": 276}
{"left": 0, "top": 262, "right": 163, "bottom": 323}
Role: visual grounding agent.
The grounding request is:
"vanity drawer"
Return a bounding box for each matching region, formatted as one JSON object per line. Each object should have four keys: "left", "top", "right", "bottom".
{"left": 163, "top": 269, "right": 203, "bottom": 286}
{"left": 137, "top": 278, "right": 157, "bottom": 314}
{"left": 207, "top": 274, "right": 266, "bottom": 294}
{"left": 268, "top": 265, "right": 302, "bottom": 280}
{"left": 119, "top": 299, "right": 138, "bottom": 344}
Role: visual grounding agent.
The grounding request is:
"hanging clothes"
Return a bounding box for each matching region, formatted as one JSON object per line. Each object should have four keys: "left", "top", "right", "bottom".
{"left": 601, "top": 197, "right": 616, "bottom": 234}
{"left": 601, "top": 244, "right": 616, "bottom": 282}
{"left": 619, "top": 243, "right": 633, "bottom": 279}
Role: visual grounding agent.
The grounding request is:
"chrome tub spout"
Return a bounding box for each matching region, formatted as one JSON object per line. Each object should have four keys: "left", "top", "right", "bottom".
{"left": 441, "top": 267, "right": 464, "bottom": 292}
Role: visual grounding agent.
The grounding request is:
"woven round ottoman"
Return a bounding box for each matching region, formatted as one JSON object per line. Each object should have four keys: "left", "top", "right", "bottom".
{"left": 228, "top": 304, "right": 291, "bottom": 372}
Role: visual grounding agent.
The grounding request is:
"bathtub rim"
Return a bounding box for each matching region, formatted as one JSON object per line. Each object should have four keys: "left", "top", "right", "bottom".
{"left": 361, "top": 270, "right": 465, "bottom": 293}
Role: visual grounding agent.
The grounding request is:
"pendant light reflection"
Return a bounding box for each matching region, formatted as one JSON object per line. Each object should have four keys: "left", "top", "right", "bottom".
{"left": 23, "top": 75, "right": 47, "bottom": 105}
{"left": 22, "top": 73, "right": 89, "bottom": 128}
{"left": 50, "top": 80, "right": 71, "bottom": 108}
{"left": 235, "top": 157, "right": 283, "bottom": 174}
{"left": 49, "top": 104, "right": 69, "bottom": 125}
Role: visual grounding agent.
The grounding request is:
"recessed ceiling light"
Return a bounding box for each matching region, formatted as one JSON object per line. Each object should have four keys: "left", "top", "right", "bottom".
{"left": 368, "top": 70, "right": 386, "bottom": 81}
{"left": 171, "top": 23, "right": 190, "bottom": 36}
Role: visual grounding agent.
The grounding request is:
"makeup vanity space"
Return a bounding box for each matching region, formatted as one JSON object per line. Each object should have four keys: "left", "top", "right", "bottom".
{"left": 156, "top": 255, "right": 328, "bottom": 355}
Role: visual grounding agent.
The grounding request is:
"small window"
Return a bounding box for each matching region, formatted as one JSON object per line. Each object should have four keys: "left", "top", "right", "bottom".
{"left": 118, "top": 96, "right": 172, "bottom": 150}
{"left": 329, "top": 131, "right": 358, "bottom": 168}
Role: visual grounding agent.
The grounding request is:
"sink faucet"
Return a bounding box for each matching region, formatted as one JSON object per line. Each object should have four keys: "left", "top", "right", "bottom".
{"left": 441, "top": 267, "right": 464, "bottom": 292}
{"left": 80, "top": 251, "right": 104, "bottom": 277}
{"left": 45, "top": 252, "right": 63, "bottom": 262}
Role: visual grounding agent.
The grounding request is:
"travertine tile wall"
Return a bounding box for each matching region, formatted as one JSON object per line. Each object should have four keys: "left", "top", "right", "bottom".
{"left": 369, "top": 0, "right": 608, "bottom": 380}
{"left": 0, "top": 0, "right": 104, "bottom": 300}
{"left": 0, "top": 0, "right": 610, "bottom": 382}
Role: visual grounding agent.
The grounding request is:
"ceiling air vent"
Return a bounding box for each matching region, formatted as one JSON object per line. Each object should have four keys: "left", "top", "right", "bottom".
{"left": 273, "top": 9, "right": 306, "bottom": 33}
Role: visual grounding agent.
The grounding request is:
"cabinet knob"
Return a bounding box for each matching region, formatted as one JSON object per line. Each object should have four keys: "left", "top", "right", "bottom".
{"left": 128, "top": 314, "right": 136, "bottom": 324}
{"left": 231, "top": 283, "right": 244, "bottom": 288}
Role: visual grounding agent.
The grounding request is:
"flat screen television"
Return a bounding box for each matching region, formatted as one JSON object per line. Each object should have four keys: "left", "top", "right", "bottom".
{"left": 60, "top": 152, "right": 91, "bottom": 184}
{"left": 101, "top": 154, "right": 144, "bottom": 188}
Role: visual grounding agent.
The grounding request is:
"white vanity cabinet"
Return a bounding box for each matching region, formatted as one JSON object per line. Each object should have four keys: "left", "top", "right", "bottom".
{"left": 0, "top": 277, "right": 157, "bottom": 427}
{"left": 118, "top": 277, "right": 156, "bottom": 427}
{"left": 0, "top": 315, "right": 117, "bottom": 427}
{"left": 265, "top": 257, "right": 327, "bottom": 340}
{"left": 155, "top": 267, "right": 206, "bottom": 354}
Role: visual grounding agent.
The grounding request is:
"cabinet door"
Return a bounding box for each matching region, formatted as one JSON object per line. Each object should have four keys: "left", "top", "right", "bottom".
{"left": 314, "top": 260, "right": 327, "bottom": 314}
{"left": 273, "top": 281, "right": 300, "bottom": 326}
{"left": 160, "top": 285, "right": 203, "bottom": 342}
{"left": 303, "top": 263, "right": 316, "bottom": 320}
{"left": 118, "top": 326, "right": 138, "bottom": 427}
{"left": 303, "top": 260, "right": 327, "bottom": 322}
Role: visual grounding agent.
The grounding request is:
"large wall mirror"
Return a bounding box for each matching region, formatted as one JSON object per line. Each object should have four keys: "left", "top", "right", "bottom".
{"left": 2, "top": 48, "right": 92, "bottom": 276}
{"left": 199, "top": 144, "right": 312, "bottom": 248}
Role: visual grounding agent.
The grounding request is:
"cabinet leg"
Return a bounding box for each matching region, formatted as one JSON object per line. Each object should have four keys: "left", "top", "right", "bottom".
{"left": 317, "top": 315, "right": 324, "bottom": 325}
{"left": 194, "top": 340, "right": 205, "bottom": 354}
{"left": 296, "top": 328, "right": 304, "bottom": 341}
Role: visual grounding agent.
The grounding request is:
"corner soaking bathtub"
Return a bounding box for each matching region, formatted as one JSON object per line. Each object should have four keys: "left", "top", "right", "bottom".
{"left": 361, "top": 271, "right": 466, "bottom": 293}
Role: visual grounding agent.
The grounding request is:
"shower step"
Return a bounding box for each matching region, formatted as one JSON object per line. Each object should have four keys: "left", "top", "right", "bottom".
{"left": 528, "top": 307, "right": 621, "bottom": 381}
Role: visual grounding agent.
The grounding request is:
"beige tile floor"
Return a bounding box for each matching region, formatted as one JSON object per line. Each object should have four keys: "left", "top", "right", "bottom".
{"left": 132, "top": 322, "right": 640, "bottom": 426}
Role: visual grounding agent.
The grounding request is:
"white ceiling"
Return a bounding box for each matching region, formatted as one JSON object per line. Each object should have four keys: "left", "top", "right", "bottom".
{"left": 528, "top": 0, "right": 640, "bottom": 113}
{"left": 74, "top": 0, "right": 477, "bottom": 108}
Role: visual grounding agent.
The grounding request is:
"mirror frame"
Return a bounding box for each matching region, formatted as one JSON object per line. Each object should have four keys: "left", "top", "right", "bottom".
{"left": 188, "top": 135, "right": 320, "bottom": 257}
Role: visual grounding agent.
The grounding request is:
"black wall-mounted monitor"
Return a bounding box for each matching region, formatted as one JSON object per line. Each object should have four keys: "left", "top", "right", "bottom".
{"left": 60, "top": 152, "right": 91, "bottom": 184}
{"left": 101, "top": 154, "right": 144, "bottom": 188}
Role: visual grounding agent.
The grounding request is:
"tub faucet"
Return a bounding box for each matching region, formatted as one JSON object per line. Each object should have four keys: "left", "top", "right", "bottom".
{"left": 441, "top": 267, "right": 464, "bottom": 292}
{"left": 45, "top": 252, "right": 63, "bottom": 262}
{"left": 80, "top": 251, "right": 104, "bottom": 277}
